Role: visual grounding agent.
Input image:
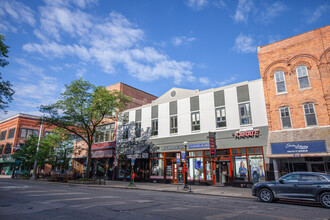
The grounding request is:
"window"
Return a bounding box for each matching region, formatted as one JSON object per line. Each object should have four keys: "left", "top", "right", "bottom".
{"left": 191, "top": 112, "right": 200, "bottom": 131}
{"left": 44, "top": 131, "right": 51, "bottom": 137}
{"left": 170, "top": 116, "right": 178, "bottom": 134}
{"left": 239, "top": 103, "right": 252, "bottom": 125}
{"left": 122, "top": 124, "right": 129, "bottom": 139}
{"left": 135, "top": 122, "right": 141, "bottom": 138}
{"left": 7, "top": 128, "right": 15, "bottom": 139}
{"left": 0, "top": 130, "right": 7, "bottom": 140}
{"left": 215, "top": 107, "right": 226, "bottom": 128}
{"left": 303, "top": 103, "right": 317, "bottom": 126}
{"left": 279, "top": 107, "right": 292, "bottom": 129}
{"left": 275, "top": 71, "right": 286, "bottom": 93}
{"left": 300, "top": 174, "right": 323, "bottom": 182}
{"left": 151, "top": 119, "right": 158, "bottom": 136}
{"left": 296, "top": 65, "right": 310, "bottom": 89}
{"left": 95, "top": 124, "right": 115, "bottom": 143}
{"left": 281, "top": 174, "right": 300, "bottom": 183}
{"left": 20, "top": 128, "right": 39, "bottom": 139}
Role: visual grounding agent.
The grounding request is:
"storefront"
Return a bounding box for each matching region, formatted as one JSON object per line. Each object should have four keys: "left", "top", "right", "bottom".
{"left": 148, "top": 126, "right": 269, "bottom": 186}
{"left": 0, "top": 155, "right": 15, "bottom": 175}
{"left": 270, "top": 140, "right": 330, "bottom": 178}
{"left": 91, "top": 142, "right": 116, "bottom": 179}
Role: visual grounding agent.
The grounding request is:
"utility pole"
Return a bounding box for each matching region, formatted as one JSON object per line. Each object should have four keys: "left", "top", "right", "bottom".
{"left": 31, "top": 114, "right": 44, "bottom": 180}
{"left": 183, "top": 141, "right": 189, "bottom": 189}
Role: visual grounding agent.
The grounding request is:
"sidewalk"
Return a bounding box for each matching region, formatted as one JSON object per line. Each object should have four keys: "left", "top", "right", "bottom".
{"left": 81, "top": 180, "right": 254, "bottom": 199}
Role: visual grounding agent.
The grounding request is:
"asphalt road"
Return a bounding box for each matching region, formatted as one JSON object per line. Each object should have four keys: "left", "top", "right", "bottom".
{"left": 0, "top": 178, "right": 329, "bottom": 220}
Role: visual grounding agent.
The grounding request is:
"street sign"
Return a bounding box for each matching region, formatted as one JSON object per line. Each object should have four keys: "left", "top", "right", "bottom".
{"left": 131, "top": 159, "right": 135, "bottom": 165}
{"left": 183, "top": 165, "right": 187, "bottom": 173}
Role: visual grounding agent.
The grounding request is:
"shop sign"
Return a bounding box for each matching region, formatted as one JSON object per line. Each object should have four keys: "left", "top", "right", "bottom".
{"left": 209, "top": 132, "right": 216, "bottom": 158}
{"left": 188, "top": 143, "right": 209, "bottom": 149}
{"left": 131, "top": 159, "right": 135, "bottom": 165}
{"left": 271, "top": 140, "right": 326, "bottom": 154}
{"left": 162, "top": 145, "right": 183, "bottom": 151}
{"left": 233, "top": 129, "right": 259, "bottom": 139}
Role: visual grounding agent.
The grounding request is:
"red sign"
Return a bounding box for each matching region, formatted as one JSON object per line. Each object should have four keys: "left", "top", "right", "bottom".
{"left": 132, "top": 173, "right": 135, "bottom": 179}
{"left": 183, "top": 165, "right": 187, "bottom": 173}
{"left": 209, "top": 132, "right": 216, "bottom": 158}
{"left": 234, "top": 129, "right": 259, "bottom": 139}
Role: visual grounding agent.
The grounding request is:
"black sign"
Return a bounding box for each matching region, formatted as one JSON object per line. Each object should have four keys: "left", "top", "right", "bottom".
{"left": 209, "top": 132, "right": 216, "bottom": 158}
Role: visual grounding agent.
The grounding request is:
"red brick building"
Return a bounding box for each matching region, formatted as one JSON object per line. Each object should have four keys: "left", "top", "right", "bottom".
{"left": 0, "top": 114, "right": 53, "bottom": 175}
{"left": 257, "top": 25, "right": 330, "bottom": 179}
{"left": 71, "top": 82, "right": 157, "bottom": 178}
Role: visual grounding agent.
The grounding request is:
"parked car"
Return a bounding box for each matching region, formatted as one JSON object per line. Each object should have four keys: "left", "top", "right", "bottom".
{"left": 252, "top": 172, "right": 330, "bottom": 208}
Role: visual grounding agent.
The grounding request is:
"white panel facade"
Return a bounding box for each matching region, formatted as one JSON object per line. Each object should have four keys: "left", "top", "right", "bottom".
{"left": 224, "top": 86, "right": 240, "bottom": 130}
{"left": 249, "top": 80, "right": 268, "bottom": 127}
{"left": 177, "top": 98, "right": 190, "bottom": 135}
{"left": 141, "top": 106, "right": 151, "bottom": 138}
{"left": 199, "top": 92, "right": 215, "bottom": 132}
{"left": 158, "top": 103, "right": 169, "bottom": 138}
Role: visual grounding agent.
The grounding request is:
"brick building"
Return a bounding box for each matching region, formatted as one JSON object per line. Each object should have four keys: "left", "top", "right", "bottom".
{"left": 71, "top": 82, "right": 157, "bottom": 179}
{"left": 0, "top": 114, "right": 53, "bottom": 175}
{"left": 257, "top": 25, "right": 330, "bottom": 179}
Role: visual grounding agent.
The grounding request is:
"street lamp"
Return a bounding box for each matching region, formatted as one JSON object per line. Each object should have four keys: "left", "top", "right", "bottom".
{"left": 31, "top": 114, "right": 44, "bottom": 180}
{"left": 130, "top": 137, "right": 136, "bottom": 186}
{"left": 183, "top": 141, "right": 189, "bottom": 189}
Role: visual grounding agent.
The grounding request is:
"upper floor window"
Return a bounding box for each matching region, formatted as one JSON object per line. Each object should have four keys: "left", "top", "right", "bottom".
{"left": 279, "top": 106, "right": 292, "bottom": 129}
{"left": 122, "top": 124, "right": 129, "bottom": 139}
{"left": 296, "top": 65, "right": 310, "bottom": 89}
{"left": 4, "top": 143, "right": 12, "bottom": 154}
{"left": 20, "top": 128, "right": 38, "bottom": 139}
{"left": 275, "top": 71, "right": 286, "bottom": 93}
{"left": 303, "top": 103, "right": 317, "bottom": 126}
{"left": 239, "top": 103, "right": 252, "bottom": 125}
{"left": 95, "top": 123, "right": 115, "bottom": 143}
{"left": 170, "top": 116, "right": 178, "bottom": 134}
{"left": 0, "top": 130, "right": 7, "bottom": 140}
{"left": 191, "top": 112, "right": 200, "bottom": 131}
{"left": 7, "top": 128, "right": 16, "bottom": 139}
{"left": 151, "top": 119, "right": 158, "bottom": 136}
{"left": 135, "top": 122, "right": 141, "bottom": 138}
{"left": 215, "top": 107, "right": 226, "bottom": 128}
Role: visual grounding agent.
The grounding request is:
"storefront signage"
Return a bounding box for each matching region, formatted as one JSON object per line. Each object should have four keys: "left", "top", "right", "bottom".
{"left": 162, "top": 145, "right": 183, "bottom": 151}
{"left": 91, "top": 149, "right": 113, "bottom": 158}
{"left": 271, "top": 140, "right": 326, "bottom": 154}
{"left": 189, "top": 143, "right": 209, "bottom": 149}
{"left": 162, "top": 143, "right": 210, "bottom": 151}
{"left": 233, "top": 129, "right": 259, "bottom": 139}
{"left": 0, "top": 156, "right": 15, "bottom": 162}
{"left": 209, "top": 132, "right": 216, "bottom": 158}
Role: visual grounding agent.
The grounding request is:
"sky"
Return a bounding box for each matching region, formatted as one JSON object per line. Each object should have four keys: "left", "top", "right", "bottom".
{"left": 0, "top": 0, "right": 329, "bottom": 119}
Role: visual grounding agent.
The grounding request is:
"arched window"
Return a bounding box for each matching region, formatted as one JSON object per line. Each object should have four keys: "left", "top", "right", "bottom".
{"left": 296, "top": 65, "right": 311, "bottom": 89}
{"left": 274, "top": 71, "right": 286, "bottom": 93}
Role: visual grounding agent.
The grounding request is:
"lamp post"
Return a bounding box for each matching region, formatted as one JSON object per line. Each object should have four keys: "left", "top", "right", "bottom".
{"left": 183, "top": 141, "right": 189, "bottom": 189}
{"left": 130, "top": 137, "right": 136, "bottom": 186}
{"left": 31, "top": 114, "right": 44, "bottom": 180}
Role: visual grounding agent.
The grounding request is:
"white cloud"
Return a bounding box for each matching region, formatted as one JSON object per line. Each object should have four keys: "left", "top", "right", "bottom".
{"left": 234, "top": 33, "right": 256, "bottom": 53}
{"left": 0, "top": 0, "right": 36, "bottom": 32}
{"left": 199, "top": 77, "right": 211, "bottom": 86}
{"left": 233, "top": 0, "right": 253, "bottom": 23}
{"left": 306, "top": 4, "right": 330, "bottom": 24}
{"left": 216, "top": 75, "right": 237, "bottom": 87}
{"left": 257, "top": 2, "right": 287, "bottom": 24}
{"left": 23, "top": 2, "right": 194, "bottom": 85}
{"left": 185, "top": 0, "right": 209, "bottom": 11}
{"left": 198, "top": 75, "right": 237, "bottom": 87}
{"left": 172, "top": 36, "right": 196, "bottom": 46}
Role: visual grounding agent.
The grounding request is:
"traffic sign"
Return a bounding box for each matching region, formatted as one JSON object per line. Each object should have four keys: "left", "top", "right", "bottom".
{"left": 183, "top": 165, "right": 187, "bottom": 173}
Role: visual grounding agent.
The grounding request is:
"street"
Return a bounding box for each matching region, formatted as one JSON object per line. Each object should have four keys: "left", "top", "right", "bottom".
{"left": 0, "top": 178, "right": 329, "bottom": 220}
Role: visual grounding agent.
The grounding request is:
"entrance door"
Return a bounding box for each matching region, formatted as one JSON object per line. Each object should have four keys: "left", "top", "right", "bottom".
{"left": 220, "top": 162, "right": 230, "bottom": 185}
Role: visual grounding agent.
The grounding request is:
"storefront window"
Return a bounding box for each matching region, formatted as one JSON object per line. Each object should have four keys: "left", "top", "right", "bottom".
{"left": 248, "top": 155, "right": 265, "bottom": 182}
{"left": 217, "top": 149, "right": 230, "bottom": 155}
{"left": 188, "top": 157, "right": 204, "bottom": 181}
{"left": 233, "top": 156, "right": 248, "bottom": 181}
{"left": 205, "top": 158, "right": 212, "bottom": 180}
{"left": 189, "top": 151, "right": 203, "bottom": 157}
{"left": 118, "top": 157, "right": 131, "bottom": 178}
{"left": 166, "top": 159, "right": 173, "bottom": 179}
{"left": 151, "top": 158, "right": 164, "bottom": 179}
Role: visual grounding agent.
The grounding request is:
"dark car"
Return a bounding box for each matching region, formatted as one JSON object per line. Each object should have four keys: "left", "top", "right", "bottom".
{"left": 252, "top": 172, "right": 330, "bottom": 208}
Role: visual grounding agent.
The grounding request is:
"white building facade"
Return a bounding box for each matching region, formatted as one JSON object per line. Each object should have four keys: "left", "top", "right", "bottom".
{"left": 116, "top": 79, "right": 269, "bottom": 186}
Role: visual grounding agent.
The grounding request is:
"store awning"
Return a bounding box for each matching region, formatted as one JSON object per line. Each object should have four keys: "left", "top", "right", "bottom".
{"left": 126, "top": 145, "right": 149, "bottom": 156}
{"left": 92, "top": 149, "right": 114, "bottom": 159}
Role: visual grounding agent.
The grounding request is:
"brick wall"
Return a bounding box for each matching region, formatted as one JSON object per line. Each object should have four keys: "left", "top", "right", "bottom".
{"left": 258, "top": 25, "right": 330, "bottom": 132}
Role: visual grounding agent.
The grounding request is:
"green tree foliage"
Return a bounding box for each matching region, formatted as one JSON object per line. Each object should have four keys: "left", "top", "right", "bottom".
{"left": 14, "top": 135, "right": 56, "bottom": 169}
{"left": 0, "top": 34, "right": 14, "bottom": 112}
{"left": 40, "top": 78, "right": 131, "bottom": 178}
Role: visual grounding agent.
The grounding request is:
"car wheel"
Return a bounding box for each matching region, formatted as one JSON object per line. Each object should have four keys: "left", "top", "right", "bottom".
{"left": 320, "top": 192, "right": 330, "bottom": 208}
{"left": 258, "top": 188, "right": 274, "bottom": 203}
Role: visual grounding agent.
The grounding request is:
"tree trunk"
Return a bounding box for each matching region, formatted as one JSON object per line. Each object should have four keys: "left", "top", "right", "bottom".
{"left": 85, "top": 144, "right": 92, "bottom": 178}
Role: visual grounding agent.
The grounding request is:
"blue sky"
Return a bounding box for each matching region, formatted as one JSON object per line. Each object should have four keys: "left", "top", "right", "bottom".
{"left": 0, "top": 0, "right": 329, "bottom": 119}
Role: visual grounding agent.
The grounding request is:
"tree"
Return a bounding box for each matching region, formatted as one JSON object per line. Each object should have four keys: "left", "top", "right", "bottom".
{"left": 0, "top": 34, "right": 14, "bottom": 112}
{"left": 13, "top": 135, "right": 56, "bottom": 172}
{"left": 40, "top": 78, "right": 131, "bottom": 178}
